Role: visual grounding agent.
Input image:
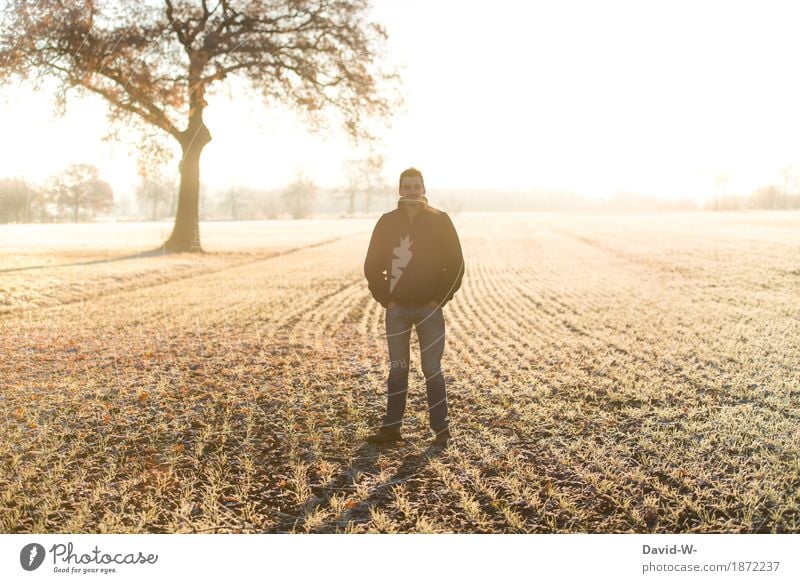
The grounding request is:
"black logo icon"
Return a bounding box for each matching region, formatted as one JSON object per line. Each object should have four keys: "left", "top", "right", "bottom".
{"left": 20, "top": 543, "right": 46, "bottom": 571}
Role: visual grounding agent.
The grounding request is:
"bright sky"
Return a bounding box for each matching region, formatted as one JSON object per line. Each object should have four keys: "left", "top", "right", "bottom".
{"left": 2, "top": 0, "right": 800, "bottom": 204}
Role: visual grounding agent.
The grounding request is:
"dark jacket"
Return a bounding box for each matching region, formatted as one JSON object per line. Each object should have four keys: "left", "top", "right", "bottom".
{"left": 364, "top": 197, "right": 465, "bottom": 308}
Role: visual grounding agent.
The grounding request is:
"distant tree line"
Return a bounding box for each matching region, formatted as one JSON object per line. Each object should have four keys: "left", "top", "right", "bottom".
{"left": 203, "top": 171, "right": 393, "bottom": 221}
{"left": 705, "top": 165, "right": 800, "bottom": 211}
{"left": 0, "top": 153, "right": 394, "bottom": 223}
{"left": 0, "top": 173, "right": 394, "bottom": 223}
{"left": 0, "top": 164, "right": 113, "bottom": 223}
{"left": 707, "top": 186, "right": 800, "bottom": 211}
{"left": 7, "top": 159, "right": 799, "bottom": 224}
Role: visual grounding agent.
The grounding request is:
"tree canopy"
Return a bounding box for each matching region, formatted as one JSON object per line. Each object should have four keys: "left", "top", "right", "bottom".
{"left": 0, "top": 0, "right": 400, "bottom": 250}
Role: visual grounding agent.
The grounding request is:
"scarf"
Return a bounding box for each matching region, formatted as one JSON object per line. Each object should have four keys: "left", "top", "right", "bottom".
{"left": 398, "top": 195, "right": 429, "bottom": 209}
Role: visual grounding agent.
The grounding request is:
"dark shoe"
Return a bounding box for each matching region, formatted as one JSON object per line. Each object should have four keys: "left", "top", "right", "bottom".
{"left": 432, "top": 427, "right": 451, "bottom": 447}
{"left": 366, "top": 427, "right": 403, "bottom": 445}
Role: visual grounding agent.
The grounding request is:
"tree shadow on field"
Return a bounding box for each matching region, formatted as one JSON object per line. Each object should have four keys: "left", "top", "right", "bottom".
{"left": 1, "top": 233, "right": 355, "bottom": 273}
{"left": 283, "top": 439, "right": 448, "bottom": 533}
{"left": 0, "top": 247, "right": 183, "bottom": 273}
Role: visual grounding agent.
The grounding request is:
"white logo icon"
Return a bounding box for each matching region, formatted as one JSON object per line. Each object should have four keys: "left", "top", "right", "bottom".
{"left": 390, "top": 235, "right": 413, "bottom": 293}
{"left": 20, "top": 543, "right": 46, "bottom": 571}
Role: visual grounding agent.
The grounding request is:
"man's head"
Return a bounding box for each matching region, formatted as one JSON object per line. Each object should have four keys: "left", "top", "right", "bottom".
{"left": 398, "top": 167, "right": 426, "bottom": 199}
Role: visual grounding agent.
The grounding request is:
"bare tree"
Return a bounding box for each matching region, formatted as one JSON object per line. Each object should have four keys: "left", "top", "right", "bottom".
{"left": 282, "top": 172, "right": 316, "bottom": 219}
{"left": 0, "top": 0, "right": 400, "bottom": 251}
{"left": 342, "top": 158, "right": 365, "bottom": 215}
{"left": 135, "top": 146, "right": 177, "bottom": 220}
{"left": 254, "top": 188, "right": 281, "bottom": 218}
{"left": 136, "top": 171, "right": 177, "bottom": 220}
{"left": 778, "top": 165, "right": 796, "bottom": 210}
{"left": 342, "top": 153, "right": 387, "bottom": 214}
{"left": 0, "top": 178, "right": 33, "bottom": 223}
{"left": 51, "top": 163, "right": 114, "bottom": 222}
{"left": 222, "top": 185, "right": 248, "bottom": 219}
{"left": 712, "top": 170, "right": 729, "bottom": 212}
{"left": 0, "top": 178, "right": 34, "bottom": 223}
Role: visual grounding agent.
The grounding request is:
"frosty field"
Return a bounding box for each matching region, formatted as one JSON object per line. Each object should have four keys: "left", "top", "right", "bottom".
{"left": 1, "top": 211, "right": 798, "bottom": 533}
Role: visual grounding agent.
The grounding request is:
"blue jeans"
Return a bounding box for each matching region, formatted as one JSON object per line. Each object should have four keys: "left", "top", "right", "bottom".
{"left": 382, "top": 304, "right": 449, "bottom": 432}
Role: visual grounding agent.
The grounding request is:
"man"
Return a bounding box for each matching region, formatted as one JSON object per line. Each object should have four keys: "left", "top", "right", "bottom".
{"left": 363, "top": 167, "right": 465, "bottom": 447}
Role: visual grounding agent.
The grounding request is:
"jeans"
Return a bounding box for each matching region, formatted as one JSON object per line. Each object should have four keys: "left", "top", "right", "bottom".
{"left": 382, "top": 304, "right": 449, "bottom": 432}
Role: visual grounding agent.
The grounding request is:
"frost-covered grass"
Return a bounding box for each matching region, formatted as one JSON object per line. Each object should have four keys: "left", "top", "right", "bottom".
{"left": 1, "top": 212, "right": 798, "bottom": 533}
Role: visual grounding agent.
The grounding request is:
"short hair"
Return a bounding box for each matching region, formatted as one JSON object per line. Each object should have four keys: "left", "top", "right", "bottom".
{"left": 399, "top": 167, "right": 425, "bottom": 190}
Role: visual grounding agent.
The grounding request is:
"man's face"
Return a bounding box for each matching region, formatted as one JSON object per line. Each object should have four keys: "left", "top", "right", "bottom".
{"left": 399, "top": 175, "right": 425, "bottom": 199}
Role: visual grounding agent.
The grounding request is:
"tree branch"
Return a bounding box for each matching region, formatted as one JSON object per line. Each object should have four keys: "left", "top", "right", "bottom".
{"left": 48, "top": 61, "right": 181, "bottom": 139}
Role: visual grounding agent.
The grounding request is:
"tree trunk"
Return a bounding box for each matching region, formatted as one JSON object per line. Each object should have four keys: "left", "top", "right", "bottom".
{"left": 161, "top": 124, "right": 211, "bottom": 252}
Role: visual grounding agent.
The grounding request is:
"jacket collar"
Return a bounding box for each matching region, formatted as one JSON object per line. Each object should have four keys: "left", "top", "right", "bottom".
{"left": 397, "top": 195, "right": 429, "bottom": 210}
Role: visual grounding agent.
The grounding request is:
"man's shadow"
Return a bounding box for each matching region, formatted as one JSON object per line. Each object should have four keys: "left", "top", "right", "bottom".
{"left": 284, "top": 439, "right": 448, "bottom": 532}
